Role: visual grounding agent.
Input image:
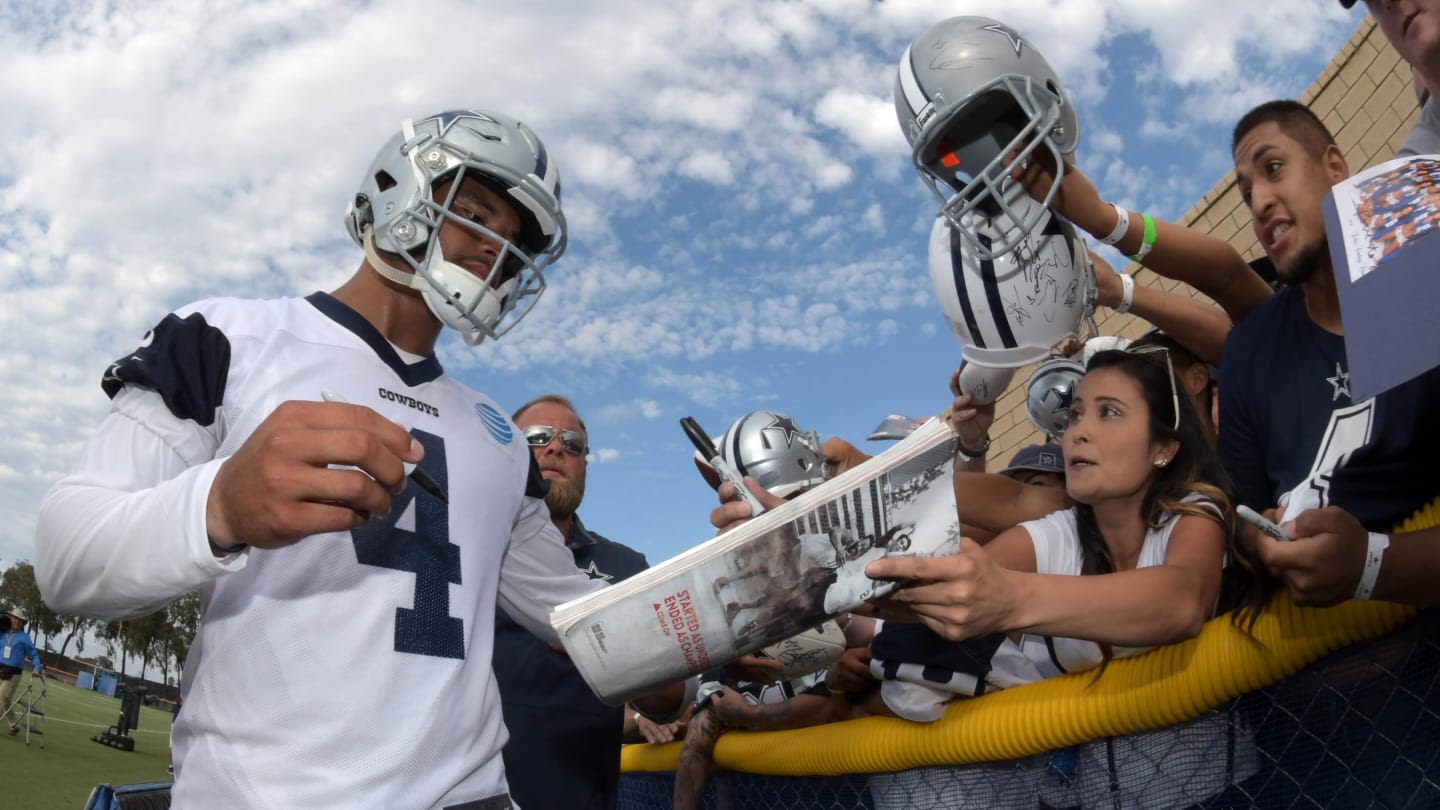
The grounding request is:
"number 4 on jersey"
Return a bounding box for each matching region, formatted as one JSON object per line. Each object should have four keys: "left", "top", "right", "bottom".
{"left": 352, "top": 429, "right": 464, "bottom": 659}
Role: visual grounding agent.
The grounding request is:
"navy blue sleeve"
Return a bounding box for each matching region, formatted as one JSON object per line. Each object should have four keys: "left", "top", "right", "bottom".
{"left": 100, "top": 312, "right": 231, "bottom": 427}
{"left": 870, "top": 622, "right": 1006, "bottom": 697}
{"left": 1218, "top": 317, "right": 1271, "bottom": 512}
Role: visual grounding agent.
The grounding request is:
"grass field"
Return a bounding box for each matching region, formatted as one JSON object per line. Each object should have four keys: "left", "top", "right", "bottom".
{"left": 3, "top": 675, "right": 174, "bottom": 810}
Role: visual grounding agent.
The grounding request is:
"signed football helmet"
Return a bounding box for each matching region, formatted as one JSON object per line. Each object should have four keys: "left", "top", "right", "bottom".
{"left": 927, "top": 199, "right": 1096, "bottom": 371}
{"left": 895, "top": 16, "right": 1080, "bottom": 259}
{"left": 717, "top": 410, "right": 828, "bottom": 499}
{"left": 346, "top": 109, "right": 567, "bottom": 345}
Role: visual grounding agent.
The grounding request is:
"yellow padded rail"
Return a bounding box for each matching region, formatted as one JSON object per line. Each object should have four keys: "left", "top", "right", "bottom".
{"left": 623, "top": 498, "right": 1437, "bottom": 776}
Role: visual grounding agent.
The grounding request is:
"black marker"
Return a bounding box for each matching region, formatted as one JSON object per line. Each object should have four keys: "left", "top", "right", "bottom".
{"left": 681, "top": 416, "right": 765, "bottom": 517}
{"left": 321, "top": 389, "right": 449, "bottom": 504}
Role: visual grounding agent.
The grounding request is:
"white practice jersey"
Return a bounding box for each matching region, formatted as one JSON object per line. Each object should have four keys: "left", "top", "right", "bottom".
{"left": 36, "top": 293, "right": 602, "bottom": 809}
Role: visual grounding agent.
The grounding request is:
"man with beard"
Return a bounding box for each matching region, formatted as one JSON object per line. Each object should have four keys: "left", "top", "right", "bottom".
{"left": 493, "top": 394, "right": 651, "bottom": 810}
{"left": 1222, "top": 100, "right": 1440, "bottom": 607}
{"left": 1215, "top": 100, "right": 1440, "bottom": 808}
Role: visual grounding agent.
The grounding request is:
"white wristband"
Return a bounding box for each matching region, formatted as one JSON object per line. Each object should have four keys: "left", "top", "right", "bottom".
{"left": 1099, "top": 202, "right": 1130, "bottom": 246}
{"left": 1353, "top": 532, "right": 1390, "bottom": 600}
{"left": 1115, "top": 272, "right": 1135, "bottom": 314}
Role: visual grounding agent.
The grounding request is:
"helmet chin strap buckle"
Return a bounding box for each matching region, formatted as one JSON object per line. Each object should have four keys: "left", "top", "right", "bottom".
{"left": 361, "top": 228, "right": 429, "bottom": 292}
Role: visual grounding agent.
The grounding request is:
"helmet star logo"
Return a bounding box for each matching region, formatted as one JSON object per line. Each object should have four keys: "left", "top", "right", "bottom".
{"left": 982, "top": 22, "right": 1027, "bottom": 57}
{"left": 1046, "top": 385, "right": 1073, "bottom": 415}
{"left": 430, "top": 109, "right": 497, "bottom": 138}
{"left": 765, "top": 414, "right": 803, "bottom": 448}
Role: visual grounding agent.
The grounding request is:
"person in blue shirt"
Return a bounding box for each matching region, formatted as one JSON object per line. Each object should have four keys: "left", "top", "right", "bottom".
{"left": 1223, "top": 100, "right": 1440, "bottom": 607}
{"left": 1, "top": 608, "right": 43, "bottom": 736}
{"left": 493, "top": 394, "right": 654, "bottom": 810}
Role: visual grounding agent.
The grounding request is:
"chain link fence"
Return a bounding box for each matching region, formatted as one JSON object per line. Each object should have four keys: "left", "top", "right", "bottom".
{"left": 619, "top": 611, "right": 1440, "bottom": 809}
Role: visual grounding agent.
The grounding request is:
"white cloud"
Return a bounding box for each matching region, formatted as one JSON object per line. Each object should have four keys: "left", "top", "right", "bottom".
{"left": 0, "top": 0, "right": 1371, "bottom": 568}
{"left": 679, "top": 150, "right": 736, "bottom": 185}
{"left": 815, "top": 88, "right": 907, "bottom": 155}
{"left": 593, "top": 448, "right": 622, "bottom": 463}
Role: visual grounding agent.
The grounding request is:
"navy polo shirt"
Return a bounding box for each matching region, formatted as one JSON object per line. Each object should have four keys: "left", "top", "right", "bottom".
{"left": 494, "top": 515, "right": 648, "bottom": 810}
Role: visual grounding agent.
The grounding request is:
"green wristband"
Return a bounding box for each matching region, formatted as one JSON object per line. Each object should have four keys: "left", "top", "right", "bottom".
{"left": 1128, "top": 213, "right": 1157, "bottom": 262}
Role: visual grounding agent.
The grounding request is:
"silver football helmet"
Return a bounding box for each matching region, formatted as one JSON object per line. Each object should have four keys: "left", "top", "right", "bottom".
{"left": 928, "top": 201, "right": 1096, "bottom": 370}
{"left": 1024, "top": 356, "right": 1086, "bottom": 440}
{"left": 717, "top": 410, "right": 828, "bottom": 499}
{"left": 895, "top": 16, "right": 1080, "bottom": 260}
{"left": 345, "top": 109, "right": 567, "bottom": 345}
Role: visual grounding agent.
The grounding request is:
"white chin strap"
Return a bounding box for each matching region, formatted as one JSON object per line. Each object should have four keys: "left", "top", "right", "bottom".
{"left": 362, "top": 229, "right": 515, "bottom": 346}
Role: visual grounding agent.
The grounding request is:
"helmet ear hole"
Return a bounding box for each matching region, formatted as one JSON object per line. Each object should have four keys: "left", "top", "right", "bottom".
{"left": 350, "top": 195, "right": 374, "bottom": 231}
{"left": 373, "top": 171, "right": 397, "bottom": 192}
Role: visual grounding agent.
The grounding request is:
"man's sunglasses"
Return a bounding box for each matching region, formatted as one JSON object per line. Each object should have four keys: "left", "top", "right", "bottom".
{"left": 523, "top": 424, "right": 588, "bottom": 456}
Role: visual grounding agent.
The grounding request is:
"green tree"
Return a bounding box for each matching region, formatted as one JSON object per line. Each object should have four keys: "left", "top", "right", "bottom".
{"left": 161, "top": 592, "right": 201, "bottom": 688}
{"left": 54, "top": 613, "right": 97, "bottom": 660}
{"left": 0, "top": 561, "right": 58, "bottom": 648}
{"left": 99, "top": 620, "right": 129, "bottom": 678}
{"left": 126, "top": 610, "right": 170, "bottom": 683}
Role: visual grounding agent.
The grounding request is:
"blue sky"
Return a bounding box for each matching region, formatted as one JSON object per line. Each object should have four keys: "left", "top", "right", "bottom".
{"left": 0, "top": 1, "right": 1369, "bottom": 606}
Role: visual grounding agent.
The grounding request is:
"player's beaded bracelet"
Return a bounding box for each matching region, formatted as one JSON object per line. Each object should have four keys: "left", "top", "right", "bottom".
{"left": 1353, "top": 532, "right": 1390, "bottom": 600}
{"left": 1128, "top": 213, "right": 1158, "bottom": 262}
{"left": 1099, "top": 202, "right": 1130, "bottom": 246}
{"left": 1114, "top": 273, "right": 1136, "bottom": 314}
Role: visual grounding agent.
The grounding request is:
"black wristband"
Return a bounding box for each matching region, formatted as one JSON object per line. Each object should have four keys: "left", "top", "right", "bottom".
{"left": 956, "top": 435, "right": 991, "bottom": 462}
{"left": 209, "top": 539, "right": 247, "bottom": 558}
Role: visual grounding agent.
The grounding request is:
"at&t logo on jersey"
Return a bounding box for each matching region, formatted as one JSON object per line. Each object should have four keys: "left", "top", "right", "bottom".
{"left": 474, "top": 401, "right": 513, "bottom": 444}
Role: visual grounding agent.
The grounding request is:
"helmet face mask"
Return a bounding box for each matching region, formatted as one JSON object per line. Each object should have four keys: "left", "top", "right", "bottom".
{"left": 896, "top": 16, "right": 1079, "bottom": 260}
{"left": 717, "top": 410, "right": 828, "bottom": 500}
{"left": 345, "top": 110, "right": 567, "bottom": 345}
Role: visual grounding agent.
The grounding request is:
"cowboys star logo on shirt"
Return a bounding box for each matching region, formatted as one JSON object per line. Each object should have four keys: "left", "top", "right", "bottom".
{"left": 1327, "top": 362, "right": 1352, "bottom": 402}
{"left": 579, "top": 561, "right": 614, "bottom": 582}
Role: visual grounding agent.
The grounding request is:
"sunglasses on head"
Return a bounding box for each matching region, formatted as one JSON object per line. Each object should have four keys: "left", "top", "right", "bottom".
{"left": 1124, "top": 344, "right": 1181, "bottom": 433}
{"left": 523, "top": 424, "right": 588, "bottom": 456}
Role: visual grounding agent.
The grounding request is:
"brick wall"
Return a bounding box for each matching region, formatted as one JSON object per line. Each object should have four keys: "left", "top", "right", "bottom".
{"left": 985, "top": 15, "right": 1419, "bottom": 465}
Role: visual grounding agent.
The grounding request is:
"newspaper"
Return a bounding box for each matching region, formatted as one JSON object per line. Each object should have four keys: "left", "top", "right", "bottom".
{"left": 1322, "top": 153, "right": 1440, "bottom": 399}
{"left": 550, "top": 417, "right": 961, "bottom": 706}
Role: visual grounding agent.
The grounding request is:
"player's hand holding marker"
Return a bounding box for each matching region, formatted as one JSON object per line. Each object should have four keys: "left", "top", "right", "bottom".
{"left": 205, "top": 392, "right": 427, "bottom": 552}
{"left": 322, "top": 390, "right": 448, "bottom": 504}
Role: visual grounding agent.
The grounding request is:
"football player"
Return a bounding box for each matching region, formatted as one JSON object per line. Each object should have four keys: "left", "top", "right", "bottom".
{"left": 36, "top": 109, "right": 686, "bottom": 808}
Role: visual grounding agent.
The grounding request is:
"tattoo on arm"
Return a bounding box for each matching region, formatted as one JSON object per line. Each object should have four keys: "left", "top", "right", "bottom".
{"left": 672, "top": 707, "right": 725, "bottom": 810}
